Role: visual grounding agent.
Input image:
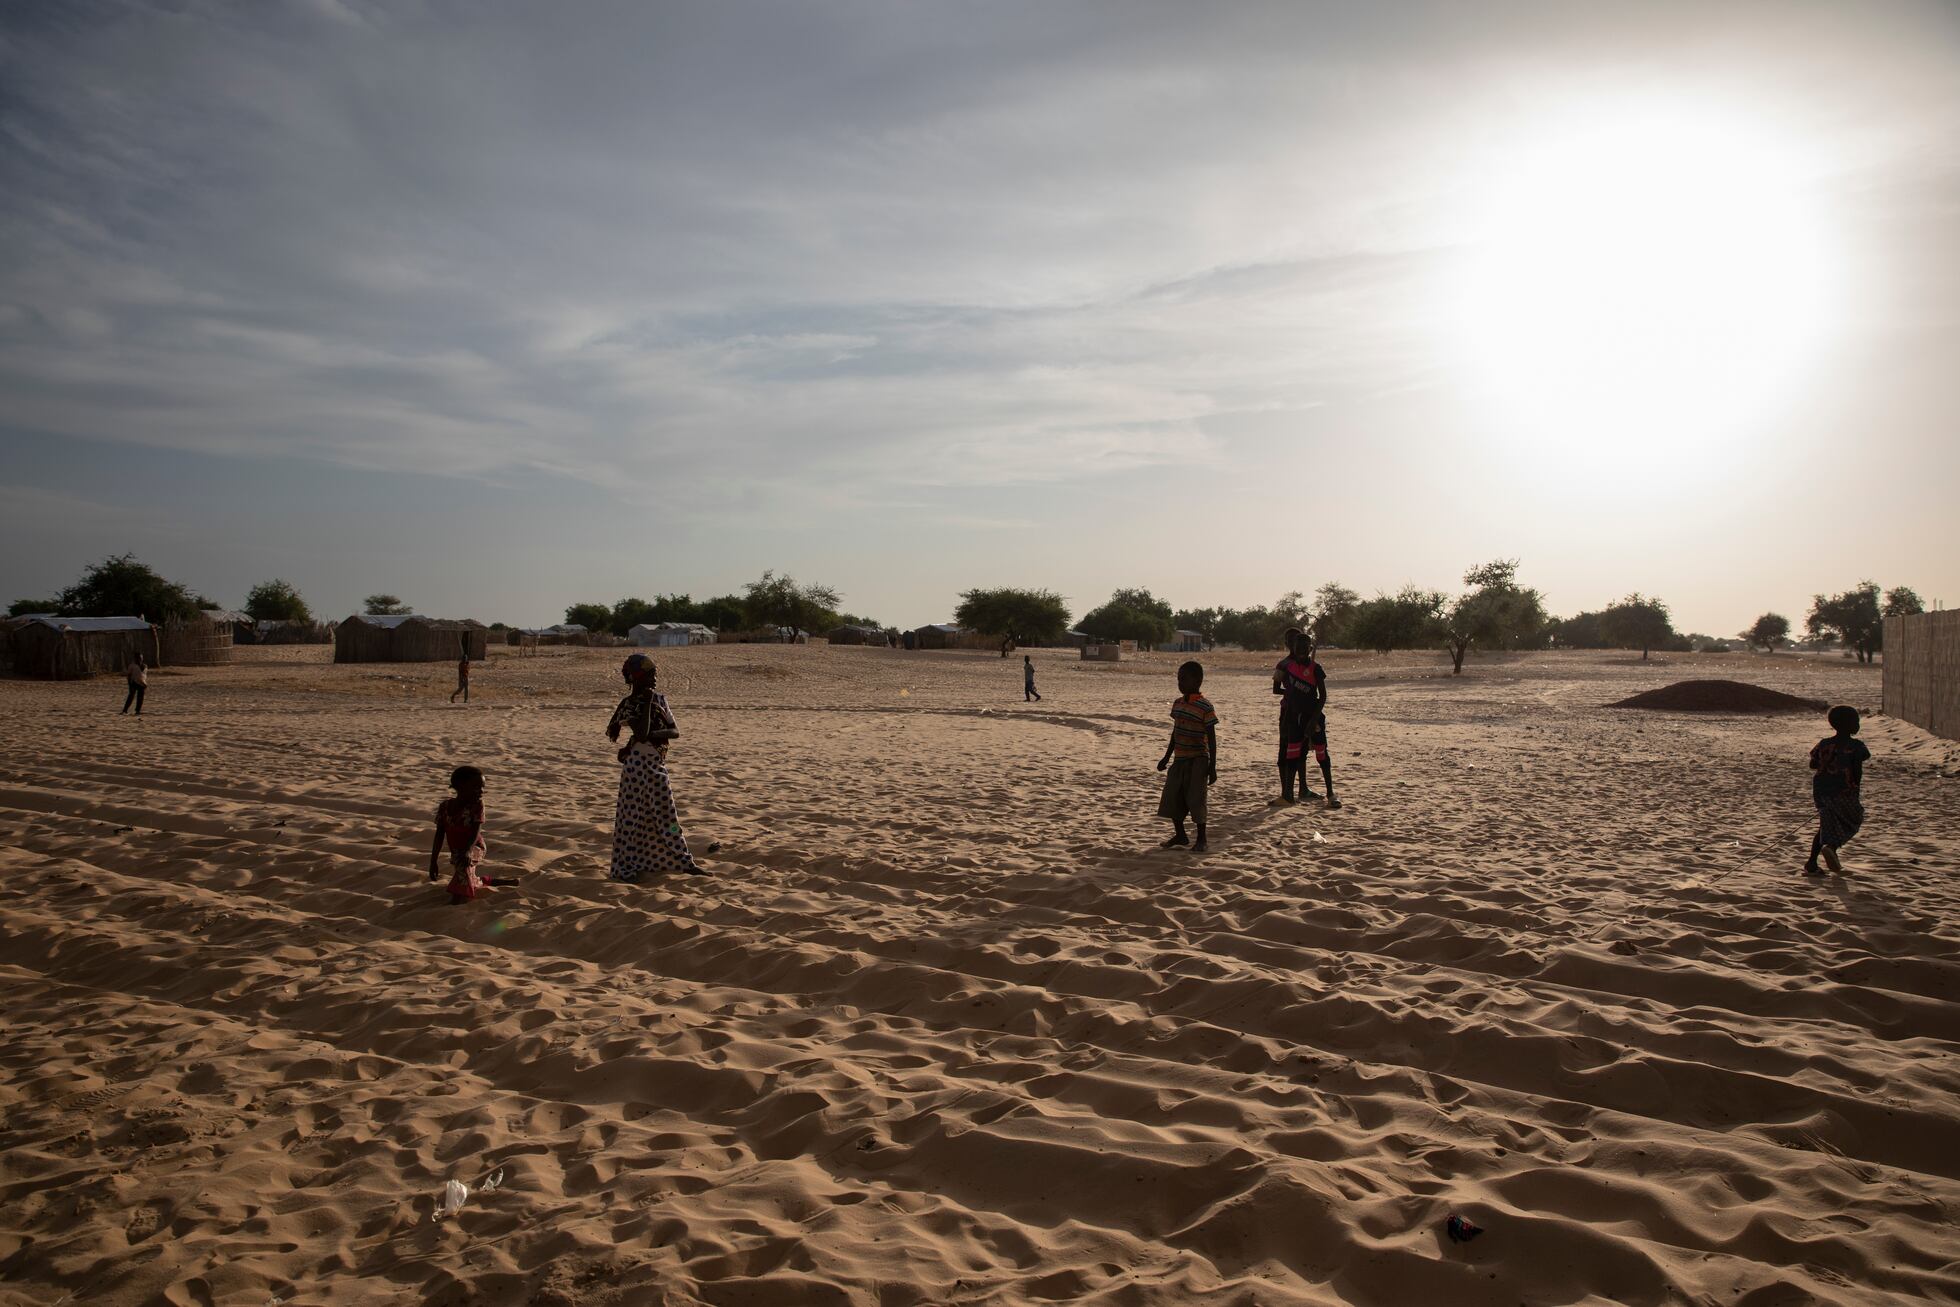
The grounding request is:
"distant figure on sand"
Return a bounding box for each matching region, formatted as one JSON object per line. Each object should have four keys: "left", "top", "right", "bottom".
{"left": 1272, "top": 631, "right": 1340, "bottom": 809}
{"left": 1024, "top": 654, "right": 1041, "bottom": 702}
{"left": 451, "top": 653, "right": 471, "bottom": 703}
{"left": 606, "top": 654, "right": 709, "bottom": 879}
{"left": 429, "top": 765, "right": 521, "bottom": 903}
{"left": 1805, "top": 705, "right": 1870, "bottom": 877}
{"left": 121, "top": 653, "right": 147, "bottom": 716}
{"left": 1157, "top": 660, "right": 1218, "bottom": 852}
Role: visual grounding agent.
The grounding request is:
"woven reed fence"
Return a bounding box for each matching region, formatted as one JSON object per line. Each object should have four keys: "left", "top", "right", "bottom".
{"left": 1883, "top": 610, "right": 1960, "bottom": 741}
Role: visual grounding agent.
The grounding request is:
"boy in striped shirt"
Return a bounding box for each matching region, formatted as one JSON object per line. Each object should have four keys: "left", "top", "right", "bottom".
{"left": 1156, "top": 660, "right": 1219, "bottom": 851}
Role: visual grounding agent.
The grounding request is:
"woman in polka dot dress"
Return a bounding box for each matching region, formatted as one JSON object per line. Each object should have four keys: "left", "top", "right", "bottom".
{"left": 606, "top": 654, "right": 709, "bottom": 880}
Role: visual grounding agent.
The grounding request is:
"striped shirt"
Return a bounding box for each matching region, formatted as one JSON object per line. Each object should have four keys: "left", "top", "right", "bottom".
{"left": 1169, "top": 693, "right": 1218, "bottom": 758}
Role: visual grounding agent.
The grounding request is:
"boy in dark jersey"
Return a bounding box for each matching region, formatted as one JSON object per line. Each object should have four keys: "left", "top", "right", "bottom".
{"left": 1805, "top": 705, "right": 1870, "bottom": 877}
{"left": 1273, "top": 631, "right": 1340, "bottom": 808}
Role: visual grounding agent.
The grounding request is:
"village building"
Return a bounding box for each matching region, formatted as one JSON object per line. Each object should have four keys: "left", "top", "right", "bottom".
{"left": 333, "top": 614, "right": 488, "bottom": 663}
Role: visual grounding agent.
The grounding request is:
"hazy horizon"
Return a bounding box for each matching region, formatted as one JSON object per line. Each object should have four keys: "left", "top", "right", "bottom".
{"left": 3, "top": 1, "right": 1956, "bottom": 635}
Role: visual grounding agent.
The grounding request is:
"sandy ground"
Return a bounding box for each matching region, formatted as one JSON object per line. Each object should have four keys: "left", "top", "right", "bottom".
{"left": 0, "top": 644, "right": 1955, "bottom": 1307}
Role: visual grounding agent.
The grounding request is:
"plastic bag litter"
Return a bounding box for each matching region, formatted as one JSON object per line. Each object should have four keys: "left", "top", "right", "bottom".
{"left": 1311, "top": 832, "right": 1326, "bottom": 844}
{"left": 430, "top": 1179, "right": 468, "bottom": 1222}
{"left": 479, "top": 1168, "right": 505, "bottom": 1194}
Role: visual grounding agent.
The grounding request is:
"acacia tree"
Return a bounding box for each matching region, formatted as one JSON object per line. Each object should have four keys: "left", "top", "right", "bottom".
{"left": 245, "top": 579, "right": 312, "bottom": 624}
{"left": 1601, "top": 592, "right": 1674, "bottom": 660}
{"left": 7, "top": 597, "right": 63, "bottom": 616}
{"left": 955, "top": 588, "right": 1071, "bottom": 644}
{"left": 1883, "top": 586, "right": 1925, "bottom": 618}
{"left": 1441, "top": 560, "right": 1548, "bottom": 673}
{"left": 743, "top": 570, "right": 841, "bottom": 633}
{"left": 57, "top": 553, "right": 206, "bottom": 621}
{"left": 363, "top": 594, "right": 412, "bottom": 615}
{"left": 1741, "top": 612, "right": 1790, "bottom": 652}
{"left": 1077, "top": 587, "right": 1174, "bottom": 646}
{"left": 1807, "top": 581, "right": 1883, "bottom": 661}
{"left": 563, "top": 602, "right": 611, "bottom": 630}
{"left": 1311, "top": 583, "right": 1360, "bottom": 647}
{"left": 1347, "top": 586, "right": 1448, "bottom": 652}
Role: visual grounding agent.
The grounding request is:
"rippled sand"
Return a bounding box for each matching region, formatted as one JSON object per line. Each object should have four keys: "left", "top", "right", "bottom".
{"left": 1, "top": 643, "right": 1954, "bottom": 1306}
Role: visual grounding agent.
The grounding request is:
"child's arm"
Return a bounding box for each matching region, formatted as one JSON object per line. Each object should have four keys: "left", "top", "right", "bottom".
{"left": 1205, "top": 721, "right": 1218, "bottom": 783}
{"left": 1157, "top": 732, "right": 1175, "bottom": 771}
{"left": 428, "top": 819, "right": 445, "bottom": 880}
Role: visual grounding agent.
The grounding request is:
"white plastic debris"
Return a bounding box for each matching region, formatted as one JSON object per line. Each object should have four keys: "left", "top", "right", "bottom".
{"left": 1311, "top": 831, "right": 1326, "bottom": 844}
{"left": 479, "top": 1169, "right": 505, "bottom": 1194}
{"left": 431, "top": 1179, "right": 468, "bottom": 1221}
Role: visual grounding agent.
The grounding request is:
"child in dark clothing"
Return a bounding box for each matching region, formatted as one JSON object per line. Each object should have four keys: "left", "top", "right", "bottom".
{"left": 1157, "top": 661, "right": 1218, "bottom": 852}
{"left": 1805, "top": 705, "right": 1871, "bottom": 877}
{"left": 429, "top": 766, "right": 521, "bottom": 902}
{"left": 1273, "top": 632, "right": 1339, "bottom": 809}
{"left": 1024, "top": 655, "right": 1041, "bottom": 702}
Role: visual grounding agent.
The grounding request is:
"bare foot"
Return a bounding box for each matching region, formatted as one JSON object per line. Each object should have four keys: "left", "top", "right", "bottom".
{"left": 1160, "top": 833, "right": 1189, "bottom": 849}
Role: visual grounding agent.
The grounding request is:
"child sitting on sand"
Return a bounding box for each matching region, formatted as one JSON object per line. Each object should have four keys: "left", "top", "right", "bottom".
{"left": 428, "top": 766, "right": 521, "bottom": 902}
{"left": 1805, "top": 705, "right": 1871, "bottom": 877}
{"left": 1157, "top": 660, "right": 1218, "bottom": 852}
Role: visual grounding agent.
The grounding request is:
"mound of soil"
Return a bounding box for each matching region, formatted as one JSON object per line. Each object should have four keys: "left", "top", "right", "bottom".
{"left": 1608, "top": 679, "right": 1826, "bottom": 713}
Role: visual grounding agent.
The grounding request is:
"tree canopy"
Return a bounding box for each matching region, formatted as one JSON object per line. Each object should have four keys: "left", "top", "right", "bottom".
{"left": 1741, "top": 612, "right": 1790, "bottom": 652}
{"left": 742, "top": 571, "right": 841, "bottom": 633}
{"left": 1311, "top": 583, "right": 1360, "bottom": 647}
{"left": 1807, "top": 582, "right": 1883, "bottom": 661}
{"left": 245, "top": 579, "right": 312, "bottom": 624}
{"left": 1077, "top": 587, "right": 1174, "bottom": 646}
{"left": 1600, "top": 592, "right": 1674, "bottom": 660}
{"left": 363, "top": 594, "right": 412, "bottom": 615}
{"left": 1883, "top": 586, "right": 1925, "bottom": 618}
{"left": 7, "top": 597, "right": 62, "bottom": 617}
{"left": 1440, "top": 559, "right": 1548, "bottom": 673}
{"left": 1346, "top": 586, "right": 1447, "bottom": 652}
{"left": 45, "top": 553, "right": 207, "bottom": 622}
{"left": 563, "top": 601, "right": 612, "bottom": 631}
{"left": 954, "top": 588, "right": 1070, "bottom": 643}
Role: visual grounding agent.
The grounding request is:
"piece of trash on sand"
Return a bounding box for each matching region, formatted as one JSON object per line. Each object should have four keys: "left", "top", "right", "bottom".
{"left": 1311, "top": 831, "right": 1326, "bottom": 844}
{"left": 479, "top": 1168, "right": 505, "bottom": 1194}
{"left": 1445, "top": 1213, "right": 1483, "bottom": 1243}
{"left": 430, "top": 1179, "right": 468, "bottom": 1221}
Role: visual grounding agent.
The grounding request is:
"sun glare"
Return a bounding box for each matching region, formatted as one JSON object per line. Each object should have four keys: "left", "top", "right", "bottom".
{"left": 1450, "top": 101, "right": 1840, "bottom": 476}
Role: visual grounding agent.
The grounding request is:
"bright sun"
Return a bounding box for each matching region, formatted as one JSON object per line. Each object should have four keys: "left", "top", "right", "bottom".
{"left": 1450, "top": 102, "right": 1840, "bottom": 472}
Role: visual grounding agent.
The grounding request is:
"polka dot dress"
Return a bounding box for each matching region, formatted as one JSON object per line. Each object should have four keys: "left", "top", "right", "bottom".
{"left": 610, "top": 741, "right": 692, "bottom": 881}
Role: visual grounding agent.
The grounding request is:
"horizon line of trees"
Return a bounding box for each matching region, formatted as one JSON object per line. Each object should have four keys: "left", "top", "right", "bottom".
{"left": 7, "top": 555, "right": 1935, "bottom": 670}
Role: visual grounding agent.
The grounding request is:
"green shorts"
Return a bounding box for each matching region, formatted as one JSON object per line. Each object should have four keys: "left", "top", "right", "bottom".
{"left": 1157, "top": 755, "right": 1209, "bottom": 824}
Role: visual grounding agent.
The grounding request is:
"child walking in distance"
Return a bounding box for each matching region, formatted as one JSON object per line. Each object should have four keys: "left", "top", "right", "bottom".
{"left": 1806, "top": 705, "right": 1870, "bottom": 877}
{"left": 1157, "top": 660, "right": 1218, "bottom": 851}
{"left": 428, "top": 766, "right": 521, "bottom": 903}
{"left": 607, "top": 654, "right": 709, "bottom": 879}
{"left": 451, "top": 654, "right": 471, "bottom": 703}
{"left": 1024, "top": 654, "right": 1041, "bottom": 702}
{"left": 121, "top": 653, "right": 148, "bottom": 715}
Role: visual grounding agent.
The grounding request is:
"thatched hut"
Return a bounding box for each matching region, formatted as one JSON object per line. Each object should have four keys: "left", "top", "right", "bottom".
{"left": 334, "top": 614, "right": 488, "bottom": 663}
{"left": 9, "top": 616, "right": 159, "bottom": 680}
{"left": 159, "top": 612, "right": 234, "bottom": 667}
{"left": 254, "top": 619, "right": 333, "bottom": 645}
{"left": 824, "top": 624, "right": 887, "bottom": 646}
{"left": 1172, "top": 629, "right": 1204, "bottom": 653}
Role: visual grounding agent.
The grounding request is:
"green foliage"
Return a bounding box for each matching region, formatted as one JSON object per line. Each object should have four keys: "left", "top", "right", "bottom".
{"left": 956, "top": 588, "right": 1071, "bottom": 644}
{"left": 1311, "top": 583, "right": 1360, "bottom": 647}
{"left": 564, "top": 602, "right": 612, "bottom": 631}
{"left": 1347, "top": 586, "right": 1448, "bottom": 652}
{"left": 833, "top": 612, "right": 885, "bottom": 631}
{"left": 1078, "top": 587, "right": 1175, "bottom": 646}
{"left": 1548, "top": 610, "right": 1607, "bottom": 648}
{"left": 1807, "top": 581, "right": 1883, "bottom": 661}
{"left": 743, "top": 570, "right": 841, "bottom": 634}
{"left": 56, "top": 553, "right": 204, "bottom": 622}
{"left": 7, "top": 598, "right": 62, "bottom": 617}
{"left": 1882, "top": 586, "right": 1925, "bottom": 618}
{"left": 697, "top": 595, "right": 749, "bottom": 631}
{"left": 363, "top": 594, "right": 412, "bottom": 615}
{"left": 1741, "top": 612, "right": 1789, "bottom": 651}
{"left": 1601, "top": 592, "right": 1674, "bottom": 659}
{"left": 245, "top": 579, "right": 312, "bottom": 624}
{"left": 1171, "top": 607, "right": 1223, "bottom": 648}
{"left": 1442, "top": 559, "right": 1548, "bottom": 673}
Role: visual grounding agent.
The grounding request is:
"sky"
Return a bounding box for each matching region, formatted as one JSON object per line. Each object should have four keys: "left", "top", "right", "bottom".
{"left": 2, "top": 0, "right": 1956, "bottom": 634}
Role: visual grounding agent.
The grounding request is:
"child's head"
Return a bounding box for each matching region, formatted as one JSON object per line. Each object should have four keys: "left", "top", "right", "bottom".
{"left": 449, "top": 765, "right": 484, "bottom": 798}
{"left": 1283, "top": 627, "right": 1303, "bottom": 656}
{"left": 1177, "top": 660, "right": 1204, "bottom": 694}
{"left": 1827, "top": 705, "right": 1860, "bottom": 735}
{"left": 621, "top": 653, "right": 657, "bottom": 688}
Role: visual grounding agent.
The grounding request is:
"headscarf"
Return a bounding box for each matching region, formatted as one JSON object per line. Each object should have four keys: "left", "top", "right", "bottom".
{"left": 621, "top": 653, "right": 656, "bottom": 686}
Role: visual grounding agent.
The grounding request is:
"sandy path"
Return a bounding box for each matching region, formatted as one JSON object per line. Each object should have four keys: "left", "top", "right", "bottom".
{"left": 0, "top": 646, "right": 1954, "bottom": 1306}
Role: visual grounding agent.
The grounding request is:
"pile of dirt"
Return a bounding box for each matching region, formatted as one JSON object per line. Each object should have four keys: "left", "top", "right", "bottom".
{"left": 1608, "top": 679, "right": 1827, "bottom": 713}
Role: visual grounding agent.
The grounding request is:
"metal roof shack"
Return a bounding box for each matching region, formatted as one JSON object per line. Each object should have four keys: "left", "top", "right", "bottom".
{"left": 6, "top": 616, "right": 159, "bottom": 680}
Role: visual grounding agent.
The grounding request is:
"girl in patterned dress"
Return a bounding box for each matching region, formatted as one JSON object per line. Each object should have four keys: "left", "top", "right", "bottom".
{"left": 607, "top": 655, "right": 709, "bottom": 880}
{"left": 1805, "top": 705, "right": 1871, "bottom": 877}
